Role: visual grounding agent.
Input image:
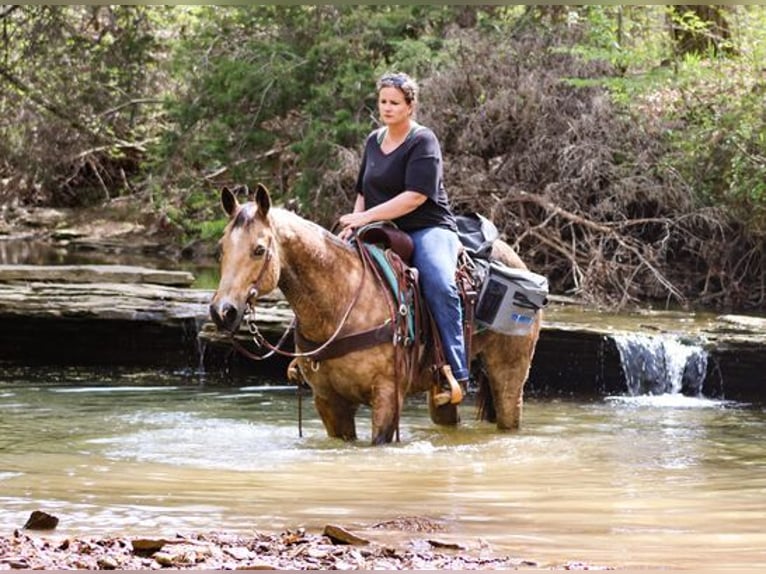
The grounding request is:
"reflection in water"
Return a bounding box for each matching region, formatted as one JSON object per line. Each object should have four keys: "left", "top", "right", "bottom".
{"left": 1, "top": 367, "right": 765, "bottom": 569}
{"left": 0, "top": 239, "right": 70, "bottom": 265}
{"left": 0, "top": 238, "right": 218, "bottom": 287}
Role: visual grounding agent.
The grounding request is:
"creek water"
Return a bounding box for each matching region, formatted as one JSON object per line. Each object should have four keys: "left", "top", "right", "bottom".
{"left": 1, "top": 365, "right": 765, "bottom": 569}
{"left": 2, "top": 238, "right": 766, "bottom": 568}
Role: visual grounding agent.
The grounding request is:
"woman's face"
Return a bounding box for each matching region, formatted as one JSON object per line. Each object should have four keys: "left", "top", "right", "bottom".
{"left": 378, "top": 86, "right": 412, "bottom": 127}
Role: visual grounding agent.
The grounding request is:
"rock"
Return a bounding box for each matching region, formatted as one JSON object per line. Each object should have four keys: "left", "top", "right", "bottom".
{"left": 306, "top": 547, "right": 329, "bottom": 559}
{"left": 22, "top": 510, "right": 59, "bottom": 530}
{"left": 234, "top": 562, "right": 279, "bottom": 570}
{"left": 0, "top": 528, "right": 568, "bottom": 570}
{"left": 18, "top": 208, "right": 69, "bottom": 228}
{"left": 427, "top": 538, "right": 466, "bottom": 550}
{"left": 130, "top": 538, "right": 168, "bottom": 554}
{"left": 322, "top": 524, "right": 370, "bottom": 546}
{"left": 0, "top": 264, "right": 195, "bottom": 287}
{"left": 2, "top": 558, "right": 31, "bottom": 568}
{"left": 51, "top": 228, "right": 87, "bottom": 240}
{"left": 372, "top": 515, "right": 445, "bottom": 532}
{"left": 153, "top": 551, "right": 174, "bottom": 567}
{"left": 225, "top": 546, "right": 254, "bottom": 560}
{"left": 97, "top": 556, "right": 120, "bottom": 569}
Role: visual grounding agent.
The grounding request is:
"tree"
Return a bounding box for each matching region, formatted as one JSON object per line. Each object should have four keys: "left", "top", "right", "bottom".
{"left": 669, "top": 5, "right": 733, "bottom": 57}
{"left": 0, "top": 6, "right": 168, "bottom": 206}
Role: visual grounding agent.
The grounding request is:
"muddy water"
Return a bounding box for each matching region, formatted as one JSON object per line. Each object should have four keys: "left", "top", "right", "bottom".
{"left": 1, "top": 367, "right": 765, "bottom": 569}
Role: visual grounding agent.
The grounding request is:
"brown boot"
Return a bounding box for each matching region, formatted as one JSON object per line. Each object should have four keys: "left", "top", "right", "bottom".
{"left": 432, "top": 365, "right": 464, "bottom": 406}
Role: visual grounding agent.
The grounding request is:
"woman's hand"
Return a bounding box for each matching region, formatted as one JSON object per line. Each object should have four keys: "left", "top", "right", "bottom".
{"left": 339, "top": 210, "right": 370, "bottom": 229}
{"left": 338, "top": 191, "right": 426, "bottom": 240}
{"left": 338, "top": 211, "right": 370, "bottom": 241}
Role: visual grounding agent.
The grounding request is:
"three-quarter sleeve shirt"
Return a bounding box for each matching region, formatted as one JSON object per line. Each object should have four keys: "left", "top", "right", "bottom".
{"left": 355, "top": 124, "right": 457, "bottom": 232}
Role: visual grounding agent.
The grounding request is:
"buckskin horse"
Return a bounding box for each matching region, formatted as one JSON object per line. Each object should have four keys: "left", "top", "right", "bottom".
{"left": 209, "top": 184, "right": 541, "bottom": 445}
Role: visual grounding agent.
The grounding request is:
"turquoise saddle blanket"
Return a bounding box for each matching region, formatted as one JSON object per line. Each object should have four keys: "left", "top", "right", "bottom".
{"left": 363, "top": 243, "right": 416, "bottom": 341}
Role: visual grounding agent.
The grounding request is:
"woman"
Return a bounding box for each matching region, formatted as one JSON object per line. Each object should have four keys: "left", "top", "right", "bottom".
{"left": 339, "top": 72, "right": 467, "bottom": 406}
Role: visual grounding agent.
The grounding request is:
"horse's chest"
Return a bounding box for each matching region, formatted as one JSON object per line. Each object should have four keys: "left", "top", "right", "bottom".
{"left": 304, "top": 352, "right": 391, "bottom": 403}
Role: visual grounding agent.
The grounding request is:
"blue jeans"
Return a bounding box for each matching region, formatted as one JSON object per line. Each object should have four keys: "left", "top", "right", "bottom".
{"left": 408, "top": 226, "right": 469, "bottom": 381}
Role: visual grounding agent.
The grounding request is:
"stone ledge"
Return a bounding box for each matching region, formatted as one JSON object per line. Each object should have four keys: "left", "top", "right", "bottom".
{"left": 1, "top": 264, "right": 765, "bottom": 402}
{"left": 0, "top": 264, "right": 195, "bottom": 287}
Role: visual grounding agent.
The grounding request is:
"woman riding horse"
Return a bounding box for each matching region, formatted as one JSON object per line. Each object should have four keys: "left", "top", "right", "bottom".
{"left": 339, "top": 72, "right": 466, "bottom": 407}
{"left": 209, "top": 183, "right": 541, "bottom": 445}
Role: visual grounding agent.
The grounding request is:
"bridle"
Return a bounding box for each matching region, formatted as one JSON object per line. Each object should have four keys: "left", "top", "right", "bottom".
{"left": 245, "top": 236, "right": 275, "bottom": 302}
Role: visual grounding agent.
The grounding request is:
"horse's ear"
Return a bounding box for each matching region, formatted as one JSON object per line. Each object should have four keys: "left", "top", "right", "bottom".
{"left": 221, "top": 186, "right": 239, "bottom": 218}
{"left": 254, "top": 183, "right": 271, "bottom": 217}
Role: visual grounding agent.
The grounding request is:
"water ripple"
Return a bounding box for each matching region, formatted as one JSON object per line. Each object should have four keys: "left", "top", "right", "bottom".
{"left": 605, "top": 394, "right": 731, "bottom": 409}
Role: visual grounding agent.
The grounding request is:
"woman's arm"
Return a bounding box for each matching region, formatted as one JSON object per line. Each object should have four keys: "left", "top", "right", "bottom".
{"left": 339, "top": 190, "right": 426, "bottom": 232}
{"left": 352, "top": 193, "right": 365, "bottom": 213}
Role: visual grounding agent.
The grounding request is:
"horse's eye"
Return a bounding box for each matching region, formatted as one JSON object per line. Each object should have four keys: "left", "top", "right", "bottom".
{"left": 252, "top": 244, "right": 267, "bottom": 258}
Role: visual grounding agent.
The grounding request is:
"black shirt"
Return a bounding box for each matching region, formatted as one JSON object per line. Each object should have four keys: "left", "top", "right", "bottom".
{"left": 355, "top": 124, "right": 457, "bottom": 232}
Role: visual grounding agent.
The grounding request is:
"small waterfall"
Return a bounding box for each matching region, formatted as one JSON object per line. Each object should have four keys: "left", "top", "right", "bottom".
{"left": 612, "top": 333, "right": 708, "bottom": 396}
{"left": 189, "top": 315, "right": 209, "bottom": 377}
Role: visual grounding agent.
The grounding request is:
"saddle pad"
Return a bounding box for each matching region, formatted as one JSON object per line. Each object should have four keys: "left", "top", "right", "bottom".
{"left": 364, "top": 243, "right": 415, "bottom": 341}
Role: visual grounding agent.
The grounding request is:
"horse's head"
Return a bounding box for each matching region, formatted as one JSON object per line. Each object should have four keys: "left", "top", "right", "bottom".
{"left": 209, "top": 183, "right": 280, "bottom": 333}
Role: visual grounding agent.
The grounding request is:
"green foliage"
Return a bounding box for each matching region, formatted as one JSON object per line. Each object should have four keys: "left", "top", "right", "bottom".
{"left": 559, "top": 7, "right": 672, "bottom": 104}
{"left": 5, "top": 4, "right": 766, "bottom": 308}
{"left": 659, "top": 7, "right": 766, "bottom": 234}
{"left": 193, "top": 218, "right": 228, "bottom": 242}
{"left": 0, "top": 6, "right": 171, "bottom": 205}
{"left": 669, "top": 87, "right": 766, "bottom": 233}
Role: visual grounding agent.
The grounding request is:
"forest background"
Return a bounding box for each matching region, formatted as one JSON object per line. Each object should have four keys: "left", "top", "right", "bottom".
{"left": 1, "top": 5, "right": 765, "bottom": 312}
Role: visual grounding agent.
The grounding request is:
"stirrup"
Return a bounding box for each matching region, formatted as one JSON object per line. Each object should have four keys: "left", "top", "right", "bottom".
{"left": 432, "top": 365, "right": 464, "bottom": 406}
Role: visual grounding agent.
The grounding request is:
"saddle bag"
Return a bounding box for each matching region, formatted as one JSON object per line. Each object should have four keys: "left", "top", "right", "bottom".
{"left": 474, "top": 261, "right": 549, "bottom": 336}
{"left": 456, "top": 212, "right": 498, "bottom": 260}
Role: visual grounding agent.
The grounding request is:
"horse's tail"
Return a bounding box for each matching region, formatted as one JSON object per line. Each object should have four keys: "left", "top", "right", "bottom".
{"left": 474, "top": 363, "right": 497, "bottom": 423}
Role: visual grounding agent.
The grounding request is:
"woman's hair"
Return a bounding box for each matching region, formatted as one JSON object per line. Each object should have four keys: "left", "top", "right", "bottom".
{"left": 376, "top": 72, "right": 418, "bottom": 105}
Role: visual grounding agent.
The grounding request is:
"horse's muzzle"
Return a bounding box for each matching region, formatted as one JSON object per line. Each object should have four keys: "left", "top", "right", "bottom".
{"left": 209, "top": 300, "right": 242, "bottom": 333}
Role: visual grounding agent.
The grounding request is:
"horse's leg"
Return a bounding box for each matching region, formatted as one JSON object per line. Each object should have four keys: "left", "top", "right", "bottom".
{"left": 481, "top": 333, "right": 536, "bottom": 431}
{"left": 370, "top": 377, "right": 404, "bottom": 445}
{"left": 314, "top": 390, "right": 358, "bottom": 441}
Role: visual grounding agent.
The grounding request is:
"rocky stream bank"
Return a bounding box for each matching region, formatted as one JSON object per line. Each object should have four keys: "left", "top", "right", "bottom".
{"left": 2, "top": 520, "right": 602, "bottom": 571}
